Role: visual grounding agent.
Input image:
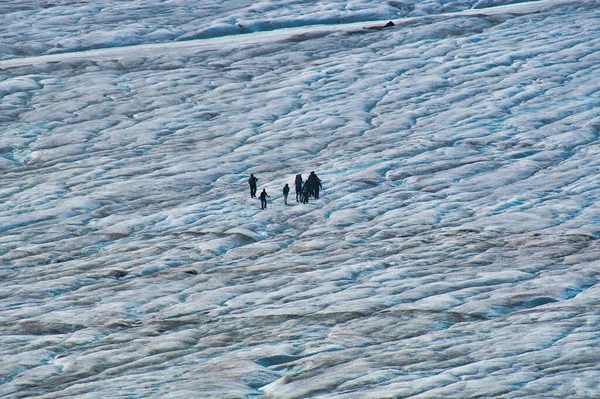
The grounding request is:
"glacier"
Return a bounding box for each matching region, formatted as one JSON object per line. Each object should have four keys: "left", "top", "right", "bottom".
{"left": 1, "top": 0, "right": 600, "bottom": 398}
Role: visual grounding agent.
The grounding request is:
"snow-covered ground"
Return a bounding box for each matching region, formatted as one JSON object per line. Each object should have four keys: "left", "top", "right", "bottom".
{"left": 1, "top": 0, "right": 600, "bottom": 397}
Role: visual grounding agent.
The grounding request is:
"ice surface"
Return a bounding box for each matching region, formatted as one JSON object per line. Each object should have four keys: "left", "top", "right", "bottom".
{"left": 1, "top": 0, "right": 600, "bottom": 398}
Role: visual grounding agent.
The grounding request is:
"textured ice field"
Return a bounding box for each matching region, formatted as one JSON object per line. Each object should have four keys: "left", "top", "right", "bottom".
{"left": 1, "top": 0, "right": 600, "bottom": 398}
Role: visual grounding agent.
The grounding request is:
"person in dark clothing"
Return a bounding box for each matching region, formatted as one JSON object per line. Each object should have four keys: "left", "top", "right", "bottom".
{"left": 301, "top": 184, "right": 310, "bottom": 204}
{"left": 303, "top": 178, "right": 313, "bottom": 198}
{"left": 307, "top": 171, "right": 322, "bottom": 199}
{"left": 283, "top": 183, "right": 290, "bottom": 205}
{"left": 259, "top": 188, "right": 270, "bottom": 209}
{"left": 248, "top": 174, "right": 258, "bottom": 198}
{"left": 294, "top": 174, "right": 303, "bottom": 202}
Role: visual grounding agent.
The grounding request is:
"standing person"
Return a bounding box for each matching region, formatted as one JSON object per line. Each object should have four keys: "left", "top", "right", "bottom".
{"left": 248, "top": 174, "right": 258, "bottom": 198}
{"left": 259, "top": 188, "right": 270, "bottom": 209}
{"left": 283, "top": 183, "right": 290, "bottom": 205}
{"left": 301, "top": 183, "right": 310, "bottom": 204}
{"left": 307, "top": 171, "right": 323, "bottom": 199}
{"left": 295, "top": 174, "right": 303, "bottom": 202}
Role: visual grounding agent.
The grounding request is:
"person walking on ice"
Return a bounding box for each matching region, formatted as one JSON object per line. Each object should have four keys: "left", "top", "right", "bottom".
{"left": 307, "top": 171, "right": 322, "bottom": 199}
{"left": 248, "top": 174, "right": 258, "bottom": 198}
{"left": 259, "top": 188, "right": 270, "bottom": 209}
{"left": 294, "top": 174, "right": 303, "bottom": 202}
{"left": 301, "top": 183, "right": 310, "bottom": 204}
{"left": 283, "top": 183, "right": 290, "bottom": 205}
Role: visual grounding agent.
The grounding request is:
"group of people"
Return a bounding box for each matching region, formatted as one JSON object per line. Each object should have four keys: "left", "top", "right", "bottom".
{"left": 248, "top": 172, "right": 323, "bottom": 209}
{"left": 294, "top": 172, "right": 322, "bottom": 204}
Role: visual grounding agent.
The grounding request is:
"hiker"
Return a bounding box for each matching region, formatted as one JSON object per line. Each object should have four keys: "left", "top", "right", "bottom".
{"left": 307, "top": 171, "right": 322, "bottom": 199}
{"left": 283, "top": 183, "right": 290, "bottom": 205}
{"left": 295, "top": 174, "right": 303, "bottom": 202}
{"left": 248, "top": 174, "right": 258, "bottom": 198}
{"left": 301, "top": 183, "right": 310, "bottom": 204}
{"left": 259, "top": 188, "right": 270, "bottom": 209}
